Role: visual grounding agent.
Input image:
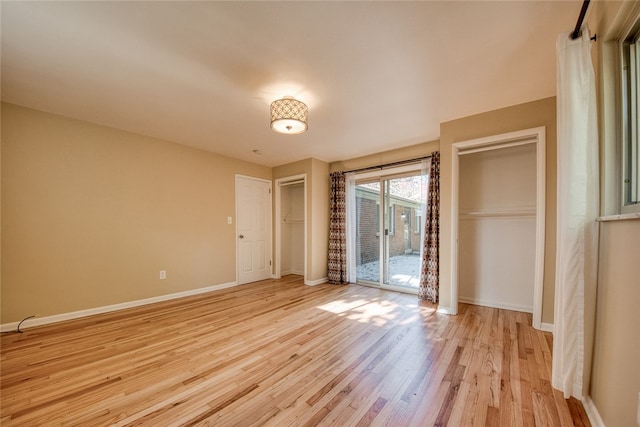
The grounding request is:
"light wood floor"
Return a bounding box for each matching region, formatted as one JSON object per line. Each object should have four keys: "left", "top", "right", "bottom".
{"left": 1, "top": 275, "right": 590, "bottom": 426}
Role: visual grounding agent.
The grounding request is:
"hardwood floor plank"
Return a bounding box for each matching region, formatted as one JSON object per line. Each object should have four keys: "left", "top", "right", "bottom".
{"left": 1, "top": 276, "right": 590, "bottom": 426}
{"left": 355, "top": 396, "right": 387, "bottom": 427}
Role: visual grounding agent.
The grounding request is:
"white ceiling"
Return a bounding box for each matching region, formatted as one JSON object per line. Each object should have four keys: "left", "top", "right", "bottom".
{"left": 1, "top": 1, "right": 581, "bottom": 167}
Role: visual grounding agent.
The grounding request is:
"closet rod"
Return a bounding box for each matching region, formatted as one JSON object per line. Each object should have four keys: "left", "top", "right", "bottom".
{"left": 458, "top": 138, "right": 536, "bottom": 156}
{"left": 279, "top": 179, "right": 304, "bottom": 187}
{"left": 341, "top": 155, "right": 431, "bottom": 175}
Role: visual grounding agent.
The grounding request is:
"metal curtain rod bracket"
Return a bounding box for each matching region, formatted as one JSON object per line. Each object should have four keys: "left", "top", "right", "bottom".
{"left": 571, "top": 0, "right": 594, "bottom": 41}
{"left": 572, "top": 32, "right": 598, "bottom": 42}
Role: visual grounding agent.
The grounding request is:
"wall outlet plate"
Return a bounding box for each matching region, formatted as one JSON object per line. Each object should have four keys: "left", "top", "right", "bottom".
{"left": 159, "top": 270, "right": 166, "bottom": 280}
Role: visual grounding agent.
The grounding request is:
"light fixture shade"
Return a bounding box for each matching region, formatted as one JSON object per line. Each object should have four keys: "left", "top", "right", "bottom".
{"left": 270, "top": 96, "right": 308, "bottom": 134}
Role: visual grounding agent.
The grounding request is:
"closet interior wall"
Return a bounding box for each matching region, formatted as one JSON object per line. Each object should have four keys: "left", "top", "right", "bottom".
{"left": 458, "top": 143, "right": 537, "bottom": 312}
{"left": 280, "top": 182, "right": 305, "bottom": 276}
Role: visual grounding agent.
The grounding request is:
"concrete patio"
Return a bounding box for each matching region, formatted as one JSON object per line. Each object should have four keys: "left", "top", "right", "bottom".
{"left": 356, "top": 253, "right": 421, "bottom": 288}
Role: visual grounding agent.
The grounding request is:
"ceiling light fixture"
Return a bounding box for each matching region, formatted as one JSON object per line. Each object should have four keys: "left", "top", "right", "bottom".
{"left": 270, "top": 96, "right": 308, "bottom": 134}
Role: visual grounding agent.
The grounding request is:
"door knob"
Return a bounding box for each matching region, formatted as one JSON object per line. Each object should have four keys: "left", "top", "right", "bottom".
{"left": 239, "top": 234, "right": 244, "bottom": 239}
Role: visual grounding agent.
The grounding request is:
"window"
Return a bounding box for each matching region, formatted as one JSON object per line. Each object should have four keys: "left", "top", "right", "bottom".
{"left": 414, "top": 209, "right": 421, "bottom": 233}
{"left": 369, "top": 198, "right": 399, "bottom": 236}
{"left": 388, "top": 205, "right": 395, "bottom": 235}
{"left": 403, "top": 207, "right": 411, "bottom": 232}
{"left": 375, "top": 202, "right": 380, "bottom": 236}
{"left": 620, "top": 18, "right": 640, "bottom": 213}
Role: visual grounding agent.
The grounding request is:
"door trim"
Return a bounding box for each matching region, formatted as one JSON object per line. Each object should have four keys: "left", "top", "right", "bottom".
{"left": 235, "top": 174, "right": 273, "bottom": 284}
{"left": 451, "top": 127, "right": 546, "bottom": 329}
{"left": 274, "top": 174, "right": 307, "bottom": 282}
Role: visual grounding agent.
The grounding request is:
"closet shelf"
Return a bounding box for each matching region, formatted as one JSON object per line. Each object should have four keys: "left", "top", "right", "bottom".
{"left": 459, "top": 207, "right": 536, "bottom": 220}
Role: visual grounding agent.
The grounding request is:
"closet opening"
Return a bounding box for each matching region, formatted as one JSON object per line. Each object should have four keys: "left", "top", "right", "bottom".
{"left": 451, "top": 127, "right": 546, "bottom": 329}
{"left": 274, "top": 175, "right": 307, "bottom": 282}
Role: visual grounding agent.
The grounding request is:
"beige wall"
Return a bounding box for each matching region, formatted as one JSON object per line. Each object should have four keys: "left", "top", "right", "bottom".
{"left": 440, "top": 97, "right": 557, "bottom": 323}
{"left": 591, "top": 220, "right": 640, "bottom": 427}
{"left": 272, "top": 157, "right": 329, "bottom": 283}
{"left": 1, "top": 103, "right": 271, "bottom": 323}
{"left": 310, "top": 159, "right": 329, "bottom": 281}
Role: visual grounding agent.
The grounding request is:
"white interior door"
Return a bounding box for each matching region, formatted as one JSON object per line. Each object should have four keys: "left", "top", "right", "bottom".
{"left": 236, "top": 175, "right": 272, "bottom": 284}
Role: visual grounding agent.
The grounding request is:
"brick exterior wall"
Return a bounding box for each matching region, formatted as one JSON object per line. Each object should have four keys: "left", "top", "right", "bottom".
{"left": 356, "top": 197, "right": 379, "bottom": 264}
{"left": 411, "top": 211, "right": 422, "bottom": 252}
{"left": 356, "top": 191, "right": 422, "bottom": 265}
{"left": 388, "top": 205, "right": 421, "bottom": 257}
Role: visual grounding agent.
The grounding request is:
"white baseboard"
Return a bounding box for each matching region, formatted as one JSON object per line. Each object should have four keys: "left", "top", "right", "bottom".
{"left": 582, "top": 396, "right": 605, "bottom": 427}
{"left": 281, "top": 270, "right": 304, "bottom": 277}
{"left": 539, "top": 322, "right": 554, "bottom": 333}
{"left": 436, "top": 306, "right": 456, "bottom": 315}
{"left": 458, "top": 296, "right": 533, "bottom": 313}
{"left": 304, "top": 277, "right": 328, "bottom": 286}
{"left": 1, "top": 281, "right": 238, "bottom": 333}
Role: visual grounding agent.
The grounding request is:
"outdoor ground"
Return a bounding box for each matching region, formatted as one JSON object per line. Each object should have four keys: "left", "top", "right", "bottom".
{"left": 356, "top": 253, "right": 421, "bottom": 288}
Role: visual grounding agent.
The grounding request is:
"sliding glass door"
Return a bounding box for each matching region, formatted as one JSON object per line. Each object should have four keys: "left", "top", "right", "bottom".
{"left": 354, "top": 168, "right": 426, "bottom": 293}
{"left": 355, "top": 180, "right": 381, "bottom": 284}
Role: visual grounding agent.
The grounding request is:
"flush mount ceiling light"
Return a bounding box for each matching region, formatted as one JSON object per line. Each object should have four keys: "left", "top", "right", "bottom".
{"left": 270, "top": 96, "right": 308, "bottom": 134}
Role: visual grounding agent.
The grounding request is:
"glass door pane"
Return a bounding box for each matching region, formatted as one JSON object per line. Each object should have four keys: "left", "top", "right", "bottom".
{"left": 382, "top": 179, "right": 391, "bottom": 285}
{"left": 354, "top": 169, "right": 425, "bottom": 292}
{"left": 381, "top": 174, "right": 423, "bottom": 290}
{"left": 355, "top": 181, "right": 381, "bottom": 284}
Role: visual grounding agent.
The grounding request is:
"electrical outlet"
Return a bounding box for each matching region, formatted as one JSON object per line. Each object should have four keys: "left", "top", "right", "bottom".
{"left": 159, "top": 270, "right": 166, "bottom": 280}
{"left": 227, "top": 216, "right": 233, "bottom": 224}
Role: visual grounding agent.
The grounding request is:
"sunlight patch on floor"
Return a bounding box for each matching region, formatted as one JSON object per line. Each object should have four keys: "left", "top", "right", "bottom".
{"left": 318, "top": 297, "right": 402, "bottom": 327}
{"left": 316, "top": 298, "right": 371, "bottom": 314}
{"left": 346, "top": 301, "right": 400, "bottom": 326}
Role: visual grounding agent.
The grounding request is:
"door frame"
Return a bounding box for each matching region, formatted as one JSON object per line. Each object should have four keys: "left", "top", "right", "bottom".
{"left": 274, "top": 174, "right": 307, "bottom": 282}
{"left": 451, "top": 126, "right": 546, "bottom": 330}
{"left": 235, "top": 174, "right": 273, "bottom": 284}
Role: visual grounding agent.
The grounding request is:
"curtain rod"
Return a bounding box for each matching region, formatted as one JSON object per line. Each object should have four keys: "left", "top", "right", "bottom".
{"left": 571, "top": 0, "right": 597, "bottom": 41}
{"left": 341, "top": 155, "right": 431, "bottom": 175}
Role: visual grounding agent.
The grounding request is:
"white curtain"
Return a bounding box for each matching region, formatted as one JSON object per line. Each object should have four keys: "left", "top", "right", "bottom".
{"left": 553, "top": 28, "right": 599, "bottom": 399}
{"left": 345, "top": 173, "right": 357, "bottom": 284}
{"left": 418, "top": 158, "right": 431, "bottom": 263}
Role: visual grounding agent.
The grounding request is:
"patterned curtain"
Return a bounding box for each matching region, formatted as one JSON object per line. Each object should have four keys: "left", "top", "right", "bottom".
{"left": 328, "top": 172, "right": 348, "bottom": 284}
{"left": 419, "top": 152, "right": 440, "bottom": 302}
